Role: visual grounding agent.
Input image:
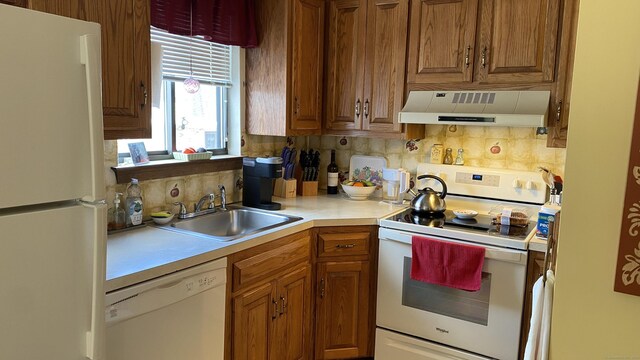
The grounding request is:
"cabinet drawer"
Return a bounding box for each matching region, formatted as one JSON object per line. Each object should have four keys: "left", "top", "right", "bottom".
{"left": 318, "top": 232, "right": 370, "bottom": 258}
{"left": 232, "top": 232, "right": 310, "bottom": 292}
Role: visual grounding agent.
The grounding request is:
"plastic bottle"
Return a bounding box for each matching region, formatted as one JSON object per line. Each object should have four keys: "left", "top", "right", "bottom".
{"left": 327, "top": 150, "right": 339, "bottom": 195}
{"left": 108, "top": 192, "right": 126, "bottom": 231}
{"left": 125, "top": 178, "right": 144, "bottom": 226}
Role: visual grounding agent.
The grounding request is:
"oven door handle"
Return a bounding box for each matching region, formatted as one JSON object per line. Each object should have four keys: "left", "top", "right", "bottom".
{"left": 379, "top": 228, "right": 527, "bottom": 265}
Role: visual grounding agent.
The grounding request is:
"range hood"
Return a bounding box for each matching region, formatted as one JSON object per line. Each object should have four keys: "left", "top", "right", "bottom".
{"left": 399, "top": 90, "right": 550, "bottom": 127}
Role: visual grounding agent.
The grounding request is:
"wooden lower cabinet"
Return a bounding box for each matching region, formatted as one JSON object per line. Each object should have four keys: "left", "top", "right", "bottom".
{"left": 519, "top": 250, "right": 545, "bottom": 359}
{"left": 314, "top": 226, "right": 378, "bottom": 360}
{"left": 229, "top": 230, "right": 313, "bottom": 360}
{"left": 315, "top": 261, "right": 370, "bottom": 359}
{"left": 228, "top": 227, "right": 378, "bottom": 360}
{"left": 233, "top": 265, "right": 312, "bottom": 360}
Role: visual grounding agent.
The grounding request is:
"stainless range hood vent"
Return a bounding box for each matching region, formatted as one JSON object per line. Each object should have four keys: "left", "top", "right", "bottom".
{"left": 399, "top": 90, "right": 550, "bottom": 127}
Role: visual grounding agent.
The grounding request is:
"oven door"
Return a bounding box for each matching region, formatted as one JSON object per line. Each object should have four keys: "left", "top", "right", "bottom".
{"left": 377, "top": 228, "right": 527, "bottom": 360}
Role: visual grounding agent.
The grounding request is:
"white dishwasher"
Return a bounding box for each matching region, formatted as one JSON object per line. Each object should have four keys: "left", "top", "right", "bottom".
{"left": 105, "top": 257, "right": 226, "bottom": 360}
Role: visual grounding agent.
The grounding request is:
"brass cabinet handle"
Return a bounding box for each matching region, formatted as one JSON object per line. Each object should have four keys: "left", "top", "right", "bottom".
{"left": 364, "top": 99, "right": 369, "bottom": 119}
{"left": 140, "top": 82, "right": 148, "bottom": 107}
{"left": 355, "top": 99, "right": 361, "bottom": 118}
{"left": 272, "top": 299, "right": 278, "bottom": 320}
{"left": 320, "top": 278, "right": 325, "bottom": 299}
{"left": 280, "top": 296, "right": 287, "bottom": 315}
{"left": 556, "top": 101, "right": 563, "bottom": 123}
{"left": 481, "top": 47, "right": 487, "bottom": 68}
{"left": 336, "top": 244, "right": 355, "bottom": 249}
{"left": 465, "top": 46, "right": 471, "bottom": 68}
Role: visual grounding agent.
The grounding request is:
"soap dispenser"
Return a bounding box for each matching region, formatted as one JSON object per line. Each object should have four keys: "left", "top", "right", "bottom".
{"left": 108, "top": 192, "right": 126, "bottom": 231}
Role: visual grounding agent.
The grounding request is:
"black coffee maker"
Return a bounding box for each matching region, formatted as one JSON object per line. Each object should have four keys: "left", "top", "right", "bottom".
{"left": 242, "top": 157, "right": 283, "bottom": 210}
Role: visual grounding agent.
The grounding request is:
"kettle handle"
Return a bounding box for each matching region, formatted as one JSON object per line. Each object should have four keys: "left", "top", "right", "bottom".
{"left": 416, "top": 174, "right": 447, "bottom": 199}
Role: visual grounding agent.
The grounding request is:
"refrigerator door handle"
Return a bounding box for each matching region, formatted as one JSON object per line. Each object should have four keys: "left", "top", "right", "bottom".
{"left": 81, "top": 202, "right": 107, "bottom": 360}
{"left": 80, "top": 34, "right": 106, "bottom": 203}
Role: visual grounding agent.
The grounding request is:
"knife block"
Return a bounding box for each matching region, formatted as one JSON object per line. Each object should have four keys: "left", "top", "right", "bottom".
{"left": 274, "top": 178, "right": 297, "bottom": 198}
{"left": 298, "top": 181, "right": 318, "bottom": 196}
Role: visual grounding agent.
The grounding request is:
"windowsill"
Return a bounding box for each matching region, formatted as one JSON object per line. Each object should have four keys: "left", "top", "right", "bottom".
{"left": 111, "top": 155, "right": 243, "bottom": 184}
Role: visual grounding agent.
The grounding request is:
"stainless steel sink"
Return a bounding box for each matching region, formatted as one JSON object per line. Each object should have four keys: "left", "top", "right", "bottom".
{"left": 158, "top": 206, "right": 302, "bottom": 241}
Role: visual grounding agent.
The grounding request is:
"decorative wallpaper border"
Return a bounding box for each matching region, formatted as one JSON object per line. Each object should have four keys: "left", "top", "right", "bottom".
{"left": 615, "top": 80, "right": 640, "bottom": 296}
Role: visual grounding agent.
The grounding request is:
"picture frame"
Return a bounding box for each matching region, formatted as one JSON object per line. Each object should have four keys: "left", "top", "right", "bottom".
{"left": 128, "top": 142, "right": 150, "bottom": 165}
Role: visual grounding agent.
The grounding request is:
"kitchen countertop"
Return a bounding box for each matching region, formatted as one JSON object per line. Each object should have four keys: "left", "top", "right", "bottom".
{"left": 529, "top": 236, "right": 548, "bottom": 253}
{"left": 106, "top": 194, "right": 407, "bottom": 293}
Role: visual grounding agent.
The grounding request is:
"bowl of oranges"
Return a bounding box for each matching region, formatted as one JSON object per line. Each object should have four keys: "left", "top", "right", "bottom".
{"left": 341, "top": 180, "right": 377, "bottom": 200}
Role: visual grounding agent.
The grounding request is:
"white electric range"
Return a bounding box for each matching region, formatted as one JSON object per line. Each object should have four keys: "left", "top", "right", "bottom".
{"left": 376, "top": 164, "right": 547, "bottom": 360}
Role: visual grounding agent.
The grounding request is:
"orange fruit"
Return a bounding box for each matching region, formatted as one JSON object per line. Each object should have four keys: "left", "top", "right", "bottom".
{"left": 353, "top": 182, "right": 364, "bottom": 187}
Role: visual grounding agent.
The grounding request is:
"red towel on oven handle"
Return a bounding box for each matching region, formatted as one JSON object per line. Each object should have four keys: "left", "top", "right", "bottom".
{"left": 410, "top": 235, "right": 486, "bottom": 292}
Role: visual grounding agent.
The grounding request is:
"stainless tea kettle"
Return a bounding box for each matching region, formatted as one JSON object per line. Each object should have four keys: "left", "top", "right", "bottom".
{"left": 408, "top": 174, "right": 448, "bottom": 213}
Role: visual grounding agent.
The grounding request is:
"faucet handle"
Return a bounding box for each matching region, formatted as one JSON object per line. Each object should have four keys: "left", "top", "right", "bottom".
{"left": 218, "top": 185, "right": 227, "bottom": 210}
{"left": 173, "top": 202, "right": 187, "bottom": 217}
{"left": 206, "top": 193, "right": 215, "bottom": 209}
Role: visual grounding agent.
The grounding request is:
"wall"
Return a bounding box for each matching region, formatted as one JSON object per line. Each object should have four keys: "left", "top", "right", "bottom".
{"left": 243, "top": 129, "right": 565, "bottom": 190}
{"left": 550, "top": 1, "right": 640, "bottom": 358}
{"left": 104, "top": 126, "right": 565, "bottom": 217}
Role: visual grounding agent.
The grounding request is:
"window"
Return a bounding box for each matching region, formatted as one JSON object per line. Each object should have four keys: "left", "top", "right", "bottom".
{"left": 117, "top": 27, "right": 233, "bottom": 161}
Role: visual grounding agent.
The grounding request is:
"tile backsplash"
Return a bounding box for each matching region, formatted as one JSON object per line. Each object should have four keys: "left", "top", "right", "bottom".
{"left": 105, "top": 125, "right": 565, "bottom": 217}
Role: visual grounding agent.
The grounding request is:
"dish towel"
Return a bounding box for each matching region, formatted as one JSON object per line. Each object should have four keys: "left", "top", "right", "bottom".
{"left": 524, "top": 276, "right": 544, "bottom": 360}
{"left": 410, "top": 235, "right": 485, "bottom": 291}
{"left": 524, "top": 269, "right": 555, "bottom": 360}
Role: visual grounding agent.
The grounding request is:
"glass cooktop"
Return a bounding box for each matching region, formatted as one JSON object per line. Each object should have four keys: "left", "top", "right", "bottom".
{"left": 386, "top": 209, "right": 536, "bottom": 241}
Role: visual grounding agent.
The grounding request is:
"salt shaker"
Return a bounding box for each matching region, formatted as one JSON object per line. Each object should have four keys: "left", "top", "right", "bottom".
{"left": 443, "top": 148, "right": 453, "bottom": 164}
{"left": 454, "top": 148, "right": 465, "bottom": 165}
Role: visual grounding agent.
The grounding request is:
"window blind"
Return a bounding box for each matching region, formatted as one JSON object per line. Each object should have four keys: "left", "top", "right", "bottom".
{"left": 151, "top": 27, "right": 232, "bottom": 87}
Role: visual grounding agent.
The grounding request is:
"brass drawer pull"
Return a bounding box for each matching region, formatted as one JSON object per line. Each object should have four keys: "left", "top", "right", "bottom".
{"left": 336, "top": 244, "right": 356, "bottom": 249}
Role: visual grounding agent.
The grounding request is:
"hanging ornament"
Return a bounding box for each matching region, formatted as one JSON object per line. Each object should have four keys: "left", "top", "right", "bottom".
{"left": 184, "top": 2, "right": 200, "bottom": 94}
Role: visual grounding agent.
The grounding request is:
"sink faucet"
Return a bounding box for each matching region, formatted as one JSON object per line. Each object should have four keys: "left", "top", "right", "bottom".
{"left": 195, "top": 193, "right": 216, "bottom": 212}
{"left": 218, "top": 185, "right": 227, "bottom": 211}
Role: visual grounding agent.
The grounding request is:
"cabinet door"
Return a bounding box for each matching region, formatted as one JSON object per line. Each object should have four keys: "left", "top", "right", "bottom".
{"left": 361, "top": 0, "right": 408, "bottom": 133}
{"left": 275, "top": 265, "right": 312, "bottom": 360}
{"left": 28, "top": 0, "right": 87, "bottom": 18}
{"left": 406, "top": 0, "right": 478, "bottom": 84}
{"left": 315, "top": 261, "right": 370, "bottom": 359}
{"left": 324, "top": 0, "right": 367, "bottom": 131}
{"left": 547, "top": 0, "right": 577, "bottom": 148}
{"left": 233, "top": 282, "right": 277, "bottom": 360}
{"left": 291, "top": 0, "right": 324, "bottom": 134}
{"left": 90, "top": 0, "right": 151, "bottom": 139}
{"left": 0, "top": 0, "right": 27, "bottom": 6}
{"left": 475, "top": 0, "right": 560, "bottom": 84}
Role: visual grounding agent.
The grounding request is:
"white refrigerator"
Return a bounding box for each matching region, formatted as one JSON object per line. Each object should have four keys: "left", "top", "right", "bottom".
{"left": 0, "top": 5, "right": 106, "bottom": 360}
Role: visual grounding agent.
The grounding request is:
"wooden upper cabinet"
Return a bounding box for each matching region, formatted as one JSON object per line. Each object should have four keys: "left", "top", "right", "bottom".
{"left": 407, "top": 0, "right": 562, "bottom": 85}
{"left": 246, "top": 0, "right": 324, "bottom": 136}
{"left": 406, "top": 0, "right": 478, "bottom": 84}
{"left": 362, "top": 0, "right": 408, "bottom": 133}
{"left": 548, "top": 0, "right": 578, "bottom": 148}
{"left": 324, "top": 0, "right": 367, "bottom": 132}
{"left": 291, "top": 0, "right": 325, "bottom": 133}
{"left": 475, "top": 0, "right": 561, "bottom": 84}
{"left": 2, "top": 0, "right": 88, "bottom": 20}
{"left": 89, "top": 0, "right": 151, "bottom": 140}
{"left": 325, "top": 0, "right": 417, "bottom": 138}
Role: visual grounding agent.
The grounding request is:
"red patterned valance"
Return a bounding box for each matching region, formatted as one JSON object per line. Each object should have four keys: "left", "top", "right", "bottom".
{"left": 151, "top": 0, "right": 257, "bottom": 48}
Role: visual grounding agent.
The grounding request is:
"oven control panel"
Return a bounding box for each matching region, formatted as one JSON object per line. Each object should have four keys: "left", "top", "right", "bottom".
{"left": 455, "top": 172, "right": 501, "bottom": 187}
{"left": 416, "top": 163, "right": 547, "bottom": 204}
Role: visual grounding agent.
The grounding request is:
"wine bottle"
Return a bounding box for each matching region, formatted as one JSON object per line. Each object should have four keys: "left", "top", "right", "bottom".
{"left": 327, "top": 150, "right": 339, "bottom": 194}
